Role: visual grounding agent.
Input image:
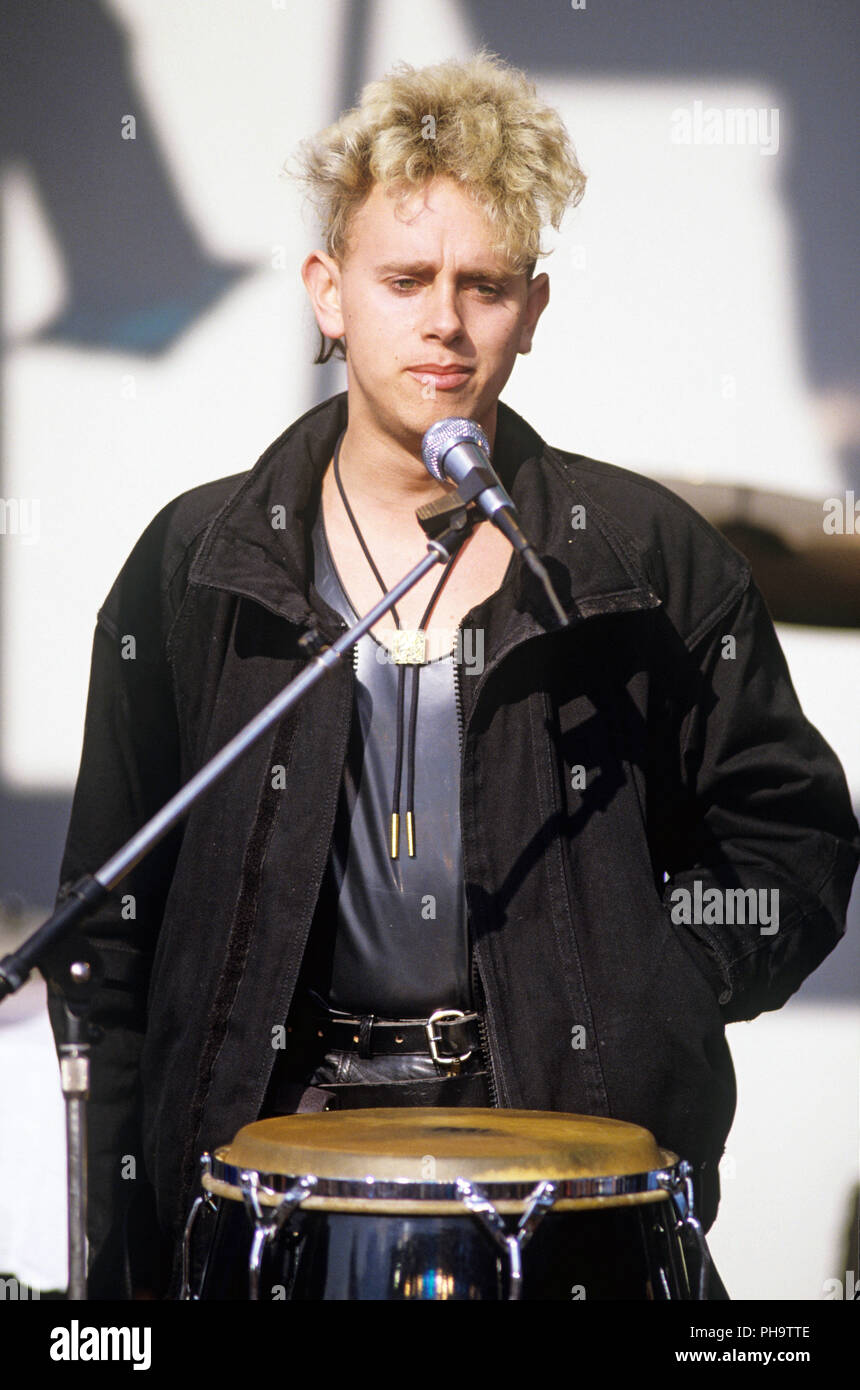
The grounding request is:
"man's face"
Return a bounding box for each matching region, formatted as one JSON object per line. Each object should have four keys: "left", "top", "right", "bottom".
{"left": 304, "top": 176, "right": 549, "bottom": 452}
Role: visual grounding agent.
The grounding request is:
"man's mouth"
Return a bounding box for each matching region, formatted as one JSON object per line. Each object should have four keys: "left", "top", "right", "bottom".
{"left": 407, "top": 363, "right": 474, "bottom": 390}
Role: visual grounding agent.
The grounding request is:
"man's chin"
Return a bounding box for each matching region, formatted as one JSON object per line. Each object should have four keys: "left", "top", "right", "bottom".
{"left": 349, "top": 380, "right": 496, "bottom": 455}
{"left": 403, "top": 388, "right": 493, "bottom": 440}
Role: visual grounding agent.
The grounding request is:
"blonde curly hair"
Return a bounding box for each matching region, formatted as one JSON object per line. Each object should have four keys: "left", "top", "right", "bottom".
{"left": 292, "top": 51, "right": 586, "bottom": 362}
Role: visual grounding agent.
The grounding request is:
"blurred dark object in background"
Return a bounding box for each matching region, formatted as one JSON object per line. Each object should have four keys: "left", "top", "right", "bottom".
{"left": 659, "top": 479, "right": 860, "bottom": 629}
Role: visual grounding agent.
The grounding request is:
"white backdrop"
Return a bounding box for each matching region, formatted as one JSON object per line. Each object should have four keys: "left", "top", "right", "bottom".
{"left": 1, "top": 0, "right": 856, "bottom": 1299}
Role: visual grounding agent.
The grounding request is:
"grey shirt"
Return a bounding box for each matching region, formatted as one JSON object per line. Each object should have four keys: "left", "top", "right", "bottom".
{"left": 301, "top": 492, "right": 471, "bottom": 1017}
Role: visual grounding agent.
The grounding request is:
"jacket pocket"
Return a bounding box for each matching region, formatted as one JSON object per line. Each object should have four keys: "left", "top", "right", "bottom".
{"left": 664, "top": 909, "right": 729, "bottom": 1006}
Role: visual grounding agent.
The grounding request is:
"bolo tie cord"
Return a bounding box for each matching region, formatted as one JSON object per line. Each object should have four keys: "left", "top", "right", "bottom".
{"left": 332, "top": 428, "right": 455, "bottom": 859}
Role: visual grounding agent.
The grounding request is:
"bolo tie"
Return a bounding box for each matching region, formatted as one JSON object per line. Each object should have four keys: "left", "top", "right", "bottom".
{"left": 332, "top": 429, "right": 457, "bottom": 860}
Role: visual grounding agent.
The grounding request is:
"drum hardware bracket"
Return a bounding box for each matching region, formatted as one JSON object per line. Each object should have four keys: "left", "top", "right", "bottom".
{"left": 455, "top": 1177, "right": 558, "bottom": 1300}
{"left": 240, "top": 1170, "right": 318, "bottom": 1301}
{"left": 180, "top": 1154, "right": 219, "bottom": 1300}
{"left": 657, "top": 1161, "right": 712, "bottom": 1301}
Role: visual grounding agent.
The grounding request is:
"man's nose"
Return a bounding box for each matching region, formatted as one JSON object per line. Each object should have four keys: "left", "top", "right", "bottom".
{"left": 421, "top": 281, "right": 465, "bottom": 340}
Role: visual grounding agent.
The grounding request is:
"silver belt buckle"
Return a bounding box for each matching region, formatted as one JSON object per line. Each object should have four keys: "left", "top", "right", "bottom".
{"left": 425, "top": 1008, "right": 473, "bottom": 1073}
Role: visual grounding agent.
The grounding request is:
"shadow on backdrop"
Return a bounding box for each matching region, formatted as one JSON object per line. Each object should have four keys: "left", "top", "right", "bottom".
{"left": 0, "top": 0, "right": 856, "bottom": 1001}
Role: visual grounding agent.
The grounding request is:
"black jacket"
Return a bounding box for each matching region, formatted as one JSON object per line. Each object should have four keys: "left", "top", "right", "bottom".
{"left": 49, "top": 391, "right": 860, "bottom": 1293}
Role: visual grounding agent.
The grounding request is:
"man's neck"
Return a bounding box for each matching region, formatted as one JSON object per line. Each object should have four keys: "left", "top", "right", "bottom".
{"left": 334, "top": 401, "right": 498, "bottom": 526}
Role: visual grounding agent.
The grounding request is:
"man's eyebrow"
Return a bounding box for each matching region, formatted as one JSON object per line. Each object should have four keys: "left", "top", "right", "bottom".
{"left": 374, "top": 261, "right": 512, "bottom": 280}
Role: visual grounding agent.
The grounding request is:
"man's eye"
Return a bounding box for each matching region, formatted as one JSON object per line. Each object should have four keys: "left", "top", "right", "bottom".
{"left": 388, "top": 278, "right": 501, "bottom": 297}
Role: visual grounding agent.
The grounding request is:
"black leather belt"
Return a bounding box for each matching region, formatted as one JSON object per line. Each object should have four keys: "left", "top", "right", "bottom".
{"left": 288, "top": 1005, "right": 482, "bottom": 1065}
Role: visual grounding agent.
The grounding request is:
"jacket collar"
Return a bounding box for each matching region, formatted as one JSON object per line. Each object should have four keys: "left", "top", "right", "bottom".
{"left": 188, "top": 391, "right": 660, "bottom": 636}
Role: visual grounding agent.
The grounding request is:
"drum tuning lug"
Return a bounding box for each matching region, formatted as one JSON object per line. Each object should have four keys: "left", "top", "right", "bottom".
{"left": 661, "top": 1161, "right": 712, "bottom": 1301}
{"left": 240, "top": 1172, "right": 317, "bottom": 1301}
{"left": 456, "top": 1177, "right": 559, "bottom": 1301}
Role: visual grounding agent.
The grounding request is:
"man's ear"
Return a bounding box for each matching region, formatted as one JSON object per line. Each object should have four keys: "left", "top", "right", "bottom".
{"left": 518, "top": 272, "right": 550, "bottom": 355}
{"left": 301, "top": 250, "right": 345, "bottom": 343}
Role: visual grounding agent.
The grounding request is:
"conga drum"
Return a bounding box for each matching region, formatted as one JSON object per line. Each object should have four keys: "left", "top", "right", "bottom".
{"left": 181, "top": 1109, "right": 708, "bottom": 1300}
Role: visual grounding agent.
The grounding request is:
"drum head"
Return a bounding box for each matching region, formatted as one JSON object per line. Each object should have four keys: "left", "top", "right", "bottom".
{"left": 220, "top": 1108, "right": 672, "bottom": 1182}
{"left": 206, "top": 1109, "right": 677, "bottom": 1213}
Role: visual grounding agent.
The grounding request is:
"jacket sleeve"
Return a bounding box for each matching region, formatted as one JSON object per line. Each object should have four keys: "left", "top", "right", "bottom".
{"left": 661, "top": 573, "right": 860, "bottom": 1024}
{"left": 45, "top": 523, "right": 184, "bottom": 1297}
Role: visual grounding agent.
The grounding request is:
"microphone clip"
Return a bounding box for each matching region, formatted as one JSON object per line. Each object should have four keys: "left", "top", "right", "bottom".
{"left": 415, "top": 487, "right": 479, "bottom": 542}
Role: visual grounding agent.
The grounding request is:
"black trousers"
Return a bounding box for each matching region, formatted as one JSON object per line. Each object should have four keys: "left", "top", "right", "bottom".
{"left": 261, "top": 1037, "right": 493, "bottom": 1113}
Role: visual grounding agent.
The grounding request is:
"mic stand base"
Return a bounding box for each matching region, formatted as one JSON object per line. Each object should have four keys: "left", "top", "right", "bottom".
{"left": 61, "top": 1003, "right": 91, "bottom": 1301}
{"left": 50, "top": 943, "right": 103, "bottom": 1302}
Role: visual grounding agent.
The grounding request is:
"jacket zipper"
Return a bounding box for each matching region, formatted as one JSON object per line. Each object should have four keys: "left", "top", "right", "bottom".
{"left": 454, "top": 619, "right": 501, "bottom": 1107}
{"left": 453, "top": 604, "right": 583, "bottom": 1108}
{"left": 471, "top": 953, "right": 500, "bottom": 1107}
{"left": 452, "top": 627, "right": 466, "bottom": 758}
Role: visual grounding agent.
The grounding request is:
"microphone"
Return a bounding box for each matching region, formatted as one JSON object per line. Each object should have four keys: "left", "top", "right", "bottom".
{"left": 421, "top": 418, "right": 568, "bottom": 628}
{"left": 421, "top": 418, "right": 525, "bottom": 547}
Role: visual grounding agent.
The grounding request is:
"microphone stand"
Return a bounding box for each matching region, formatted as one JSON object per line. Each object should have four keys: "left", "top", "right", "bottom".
{"left": 0, "top": 489, "right": 494, "bottom": 1301}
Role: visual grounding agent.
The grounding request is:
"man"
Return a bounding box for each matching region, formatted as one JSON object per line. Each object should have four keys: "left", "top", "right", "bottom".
{"left": 49, "top": 53, "right": 859, "bottom": 1299}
